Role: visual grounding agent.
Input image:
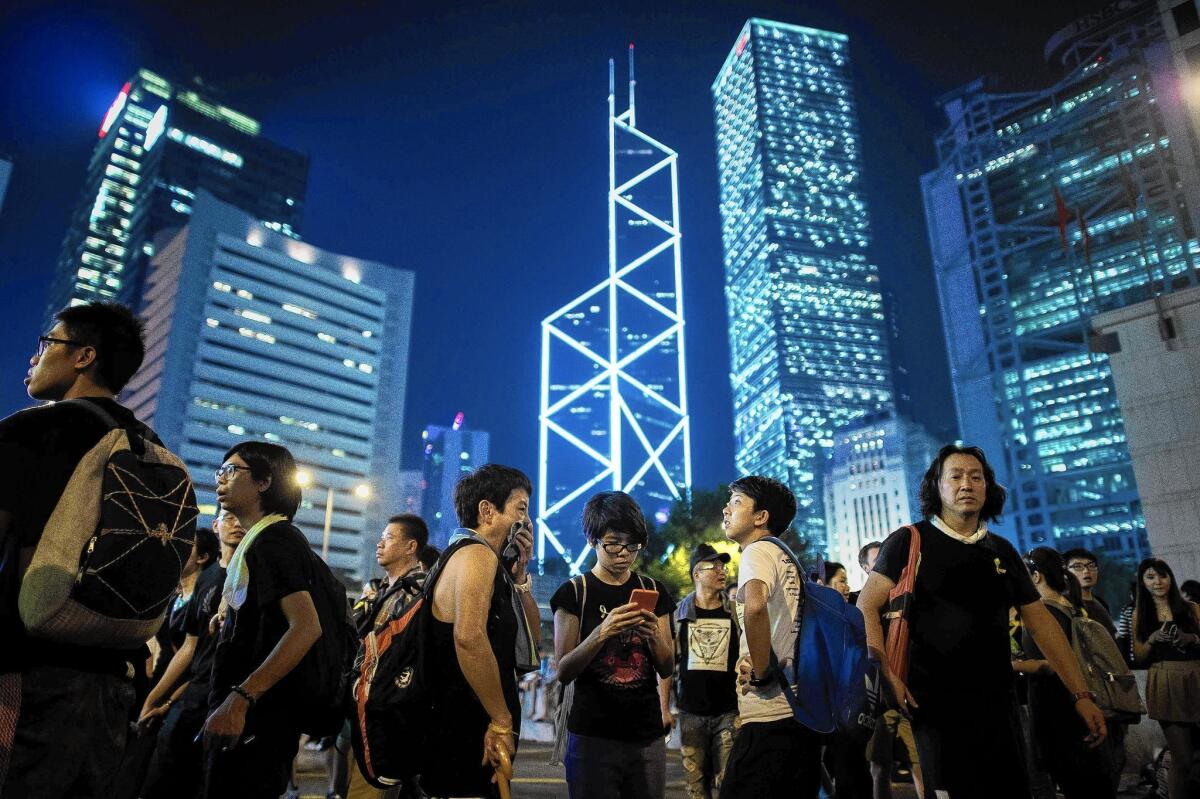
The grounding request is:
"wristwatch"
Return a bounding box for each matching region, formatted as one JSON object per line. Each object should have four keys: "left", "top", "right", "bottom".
{"left": 230, "top": 684, "right": 258, "bottom": 707}
{"left": 1071, "top": 689, "right": 1097, "bottom": 705}
{"left": 512, "top": 574, "right": 532, "bottom": 594}
{"left": 748, "top": 666, "right": 776, "bottom": 687}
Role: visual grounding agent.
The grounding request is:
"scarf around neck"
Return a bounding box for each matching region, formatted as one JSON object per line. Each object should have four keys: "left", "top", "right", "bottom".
{"left": 221, "top": 513, "right": 289, "bottom": 612}
{"left": 932, "top": 514, "right": 988, "bottom": 544}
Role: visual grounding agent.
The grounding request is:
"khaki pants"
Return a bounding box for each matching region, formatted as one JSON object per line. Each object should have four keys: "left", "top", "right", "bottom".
{"left": 679, "top": 711, "right": 737, "bottom": 799}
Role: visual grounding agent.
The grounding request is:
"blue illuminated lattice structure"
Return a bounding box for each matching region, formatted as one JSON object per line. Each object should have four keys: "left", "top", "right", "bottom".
{"left": 921, "top": 4, "right": 1197, "bottom": 559}
{"left": 538, "top": 50, "right": 692, "bottom": 574}
{"left": 712, "top": 20, "right": 894, "bottom": 551}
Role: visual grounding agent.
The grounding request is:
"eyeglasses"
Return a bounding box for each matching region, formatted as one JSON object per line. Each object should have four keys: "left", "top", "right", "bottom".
{"left": 214, "top": 464, "right": 252, "bottom": 482}
{"left": 36, "top": 335, "right": 87, "bottom": 357}
{"left": 598, "top": 541, "right": 643, "bottom": 555}
{"left": 1067, "top": 562, "right": 1099, "bottom": 573}
{"left": 695, "top": 563, "right": 726, "bottom": 573}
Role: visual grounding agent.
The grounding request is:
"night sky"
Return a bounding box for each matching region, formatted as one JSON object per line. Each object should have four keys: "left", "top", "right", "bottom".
{"left": 0, "top": 0, "right": 1103, "bottom": 491}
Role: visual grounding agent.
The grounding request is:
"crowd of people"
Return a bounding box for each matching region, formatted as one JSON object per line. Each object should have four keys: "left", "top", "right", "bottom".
{"left": 1, "top": 301, "right": 1199, "bottom": 799}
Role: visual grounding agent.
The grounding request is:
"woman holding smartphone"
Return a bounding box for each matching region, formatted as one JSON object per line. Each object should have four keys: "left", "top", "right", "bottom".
{"left": 550, "top": 490, "right": 675, "bottom": 799}
{"left": 1132, "top": 557, "right": 1200, "bottom": 799}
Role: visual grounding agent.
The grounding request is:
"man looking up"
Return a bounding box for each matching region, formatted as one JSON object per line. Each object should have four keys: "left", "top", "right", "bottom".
{"left": 718, "top": 476, "right": 820, "bottom": 799}
{"left": 857, "top": 445, "right": 1106, "bottom": 798}
{"left": 1062, "top": 548, "right": 1116, "bottom": 639}
{"left": 423, "top": 464, "right": 540, "bottom": 799}
{"left": 0, "top": 302, "right": 156, "bottom": 797}
{"left": 357, "top": 513, "right": 430, "bottom": 635}
{"left": 668, "top": 544, "right": 739, "bottom": 799}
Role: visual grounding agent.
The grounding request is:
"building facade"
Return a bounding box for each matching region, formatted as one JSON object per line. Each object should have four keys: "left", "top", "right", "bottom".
{"left": 538, "top": 51, "right": 691, "bottom": 573}
{"left": 823, "top": 413, "right": 939, "bottom": 587}
{"left": 123, "top": 192, "right": 414, "bottom": 585}
{"left": 921, "top": 1, "right": 1199, "bottom": 558}
{"left": 0, "top": 154, "right": 11, "bottom": 218}
{"left": 421, "top": 416, "right": 491, "bottom": 549}
{"left": 712, "top": 19, "right": 894, "bottom": 549}
{"left": 48, "top": 69, "right": 308, "bottom": 321}
{"left": 1093, "top": 284, "right": 1200, "bottom": 582}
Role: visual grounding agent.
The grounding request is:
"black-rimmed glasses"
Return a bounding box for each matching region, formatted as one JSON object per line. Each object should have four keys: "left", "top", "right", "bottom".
{"left": 214, "top": 464, "right": 252, "bottom": 482}
{"left": 598, "top": 541, "right": 643, "bottom": 555}
{"left": 36, "top": 335, "right": 87, "bottom": 357}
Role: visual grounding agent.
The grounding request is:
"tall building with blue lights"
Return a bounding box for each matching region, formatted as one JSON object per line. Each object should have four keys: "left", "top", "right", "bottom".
{"left": 48, "top": 69, "right": 308, "bottom": 321}
{"left": 123, "top": 192, "right": 414, "bottom": 585}
{"left": 921, "top": 1, "right": 1200, "bottom": 559}
{"left": 712, "top": 19, "right": 893, "bottom": 548}
{"left": 538, "top": 50, "right": 691, "bottom": 574}
{"left": 421, "top": 415, "right": 491, "bottom": 548}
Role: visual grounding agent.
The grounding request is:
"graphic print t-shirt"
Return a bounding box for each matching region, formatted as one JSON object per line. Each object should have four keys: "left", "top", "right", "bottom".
{"left": 550, "top": 571, "right": 675, "bottom": 742}
{"left": 677, "top": 604, "right": 738, "bottom": 716}
{"left": 735, "top": 538, "right": 802, "bottom": 724}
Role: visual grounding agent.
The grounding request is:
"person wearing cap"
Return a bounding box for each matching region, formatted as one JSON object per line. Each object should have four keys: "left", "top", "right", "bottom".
{"left": 662, "top": 544, "right": 740, "bottom": 799}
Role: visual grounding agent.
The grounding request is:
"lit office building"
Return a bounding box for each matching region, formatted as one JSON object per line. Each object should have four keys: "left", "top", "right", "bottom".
{"left": 421, "top": 414, "right": 490, "bottom": 548}
{"left": 920, "top": 2, "right": 1199, "bottom": 558}
{"left": 0, "top": 153, "right": 11, "bottom": 218}
{"left": 48, "top": 68, "right": 307, "bottom": 321}
{"left": 824, "top": 413, "right": 939, "bottom": 586}
{"left": 123, "top": 192, "right": 414, "bottom": 585}
{"left": 712, "top": 19, "right": 893, "bottom": 548}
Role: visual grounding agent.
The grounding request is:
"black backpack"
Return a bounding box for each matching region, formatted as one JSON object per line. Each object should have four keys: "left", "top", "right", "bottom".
{"left": 350, "top": 537, "right": 479, "bottom": 787}
{"left": 19, "top": 399, "right": 198, "bottom": 648}
{"left": 285, "top": 523, "right": 358, "bottom": 738}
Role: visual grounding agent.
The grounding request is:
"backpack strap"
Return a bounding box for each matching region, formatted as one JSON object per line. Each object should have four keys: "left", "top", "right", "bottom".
{"left": 61, "top": 398, "right": 147, "bottom": 457}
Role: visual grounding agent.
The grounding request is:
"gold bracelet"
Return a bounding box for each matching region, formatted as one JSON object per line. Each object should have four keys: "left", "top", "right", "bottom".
{"left": 488, "top": 721, "right": 513, "bottom": 735}
{"left": 513, "top": 575, "right": 532, "bottom": 594}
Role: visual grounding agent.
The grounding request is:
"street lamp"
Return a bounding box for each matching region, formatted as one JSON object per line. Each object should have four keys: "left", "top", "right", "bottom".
{"left": 294, "top": 469, "right": 371, "bottom": 561}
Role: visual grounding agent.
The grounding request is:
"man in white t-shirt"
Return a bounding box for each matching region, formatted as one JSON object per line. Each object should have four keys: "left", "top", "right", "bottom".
{"left": 717, "top": 476, "right": 820, "bottom": 799}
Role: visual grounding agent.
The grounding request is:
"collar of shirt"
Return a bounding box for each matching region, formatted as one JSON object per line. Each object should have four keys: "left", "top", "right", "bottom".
{"left": 931, "top": 515, "right": 988, "bottom": 544}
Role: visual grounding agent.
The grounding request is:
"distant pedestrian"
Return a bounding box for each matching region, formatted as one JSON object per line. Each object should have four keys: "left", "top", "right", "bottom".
{"left": 1182, "top": 580, "right": 1200, "bottom": 605}
{"left": 551, "top": 490, "right": 675, "bottom": 799}
{"left": 667, "top": 544, "right": 739, "bottom": 799}
{"left": 857, "top": 445, "right": 1106, "bottom": 799}
{"left": 1132, "top": 557, "right": 1200, "bottom": 799}
{"left": 422, "top": 464, "right": 540, "bottom": 799}
{"left": 718, "top": 476, "right": 821, "bottom": 799}
{"left": 818, "top": 561, "right": 870, "bottom": 799}
{"left": 201, "top": 442, "right": 324, "bottom": 798}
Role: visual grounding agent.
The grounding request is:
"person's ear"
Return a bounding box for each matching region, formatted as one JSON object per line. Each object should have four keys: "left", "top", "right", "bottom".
{"left": 478, "top": 499, "right": 493, "bottom": 526}
{"left": 73, "top": 346, "right": 98, "bottom": 373}
{"left": 257, "top": 474, "right": 272, "bottom": 495}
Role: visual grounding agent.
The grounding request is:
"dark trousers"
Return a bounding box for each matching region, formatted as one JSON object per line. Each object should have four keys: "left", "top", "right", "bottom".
{"left": 719, "top": 717, "right": 821, "bottom": 799}
{"left": 823, "top": 731, "right": 871, "bottom": 799}
{"left": 912, "top": 695, "right": 1031, "bottom": 799}
{"left": 565, "top": 732, "right": 666, "bottom": 799}
{"left": 142, "top": 691, "right": 209, "bottom": 799}
{"left": 2, "top": 666, "right": 136, "bottom": 799}
{"left": 201, "top": 711, "right": 301, "bottom": 799}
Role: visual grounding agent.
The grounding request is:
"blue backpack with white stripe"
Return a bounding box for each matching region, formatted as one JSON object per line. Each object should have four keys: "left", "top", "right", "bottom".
{"left": 762, "top": 536, "right": 879, "bottom": 738}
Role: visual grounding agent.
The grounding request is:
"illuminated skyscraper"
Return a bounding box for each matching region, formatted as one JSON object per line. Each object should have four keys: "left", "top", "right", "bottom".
{"left": 539, "top": 50, "right": 691, "bottom": 573}
{"left": 712, "top": 20, "right": 893, "bottom": 548}
{"left": 0, "top": 153, "right": 11, "bottom": 218}
{"left": 921, "top": 3, "right": 1198, "bottom": 559}
{"left": 421, "top": 414, "right": 491, "bottom": 548}
{"left": 48, "top": 69, "right": 307, "bottom": 321}
{"left": 124, "top": 192, "right": 414, "bottom": 585}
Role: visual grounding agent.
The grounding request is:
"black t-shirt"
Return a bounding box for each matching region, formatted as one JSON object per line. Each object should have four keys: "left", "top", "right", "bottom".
{"left": 676, "top": 604, "right": 738, "bottom": 716}
{"left": 209, "top": 521, "right": 316, "bottom": 723}
{"left": 1022, "top": 602, "right": 1089, "bottom": 762}
{"left": 184, "top": 561, "right": 226, "bottom": 696}
{"left": 874, "top": 520, "right": 1039, "bottom": 717}
{"left": 0, "top": 398, "right": 155, "bottom": 674}
{"left": 550, "top": 572, "right": 675, "bottom": 743}
{"left": 1083, "top": 597, "right": 1117, "bottom": 641}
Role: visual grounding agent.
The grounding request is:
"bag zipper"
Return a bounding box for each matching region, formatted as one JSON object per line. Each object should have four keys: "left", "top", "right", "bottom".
{"left": 77, "top": 536, "right": 97, "bottom": 583}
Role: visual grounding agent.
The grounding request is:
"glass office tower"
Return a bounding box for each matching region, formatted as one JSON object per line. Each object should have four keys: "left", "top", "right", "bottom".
{"left": 48, "top": 69, "right": 308, "bottom": 321}
{"left": 712, "top": 19, "right": 893, "bottom": 548}
{"left": 921, "top": 2, "right": 1200, "bottom": 558}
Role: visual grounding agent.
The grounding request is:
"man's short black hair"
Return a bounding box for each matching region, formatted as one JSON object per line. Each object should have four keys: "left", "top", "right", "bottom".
{"left": 727, "top": 476, "right": 796, "bottom": 536}
{"left": 222, "top": 441, "right": 302, "bottom": 519}
{"left": 917, "top": 445, "right": 1006, "bottom": 522}
{"left": 388, "top": 513, "right": 429, "bottom": 550}
{"left": 582, "top": 491, "right": 648, "bottom": 545}
{"left": 858, "top": 541, "right": 882, "bottom": 571}
{"left": 1061, "top": 548, "right": 1097, "bottom": 566}
{"left": 194, "top": 525, "right": 219, "bottom": 566}
{"left": 54, "top": 302, "right": 146, "bottom": 393}
{"left": 419, "top": 544, "right": 441, "bottom": 571}
{"left": 453, "top": 464, "right": 532, "bottom": 528}
{"left": 823, "top": 561, "right": 847, "bottom": 584}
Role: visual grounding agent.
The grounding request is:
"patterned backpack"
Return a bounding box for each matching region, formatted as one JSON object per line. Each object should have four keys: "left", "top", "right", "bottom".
{"left": 19, "top": 399, "right": 198, "bottom": 648}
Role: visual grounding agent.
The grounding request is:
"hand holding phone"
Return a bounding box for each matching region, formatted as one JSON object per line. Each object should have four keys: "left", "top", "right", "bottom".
{"left": 629, "top": 588, "right": 658, "bottom": 613}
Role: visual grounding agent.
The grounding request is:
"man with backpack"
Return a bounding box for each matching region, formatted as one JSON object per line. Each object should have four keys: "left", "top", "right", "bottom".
{"left": 201, "top": 441, "right": 329, "bottom": 798}
{"left": 718, "top": 475, "right": 821, "bottom": 799}
{"left": 0, "top": 302, "right": 189, "bottom": 798}
{"left": 423, "top": 464, "right": 540, "bottom": 798}
{"left": 356, "top": 514, "right": 431, "bottom": 636}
